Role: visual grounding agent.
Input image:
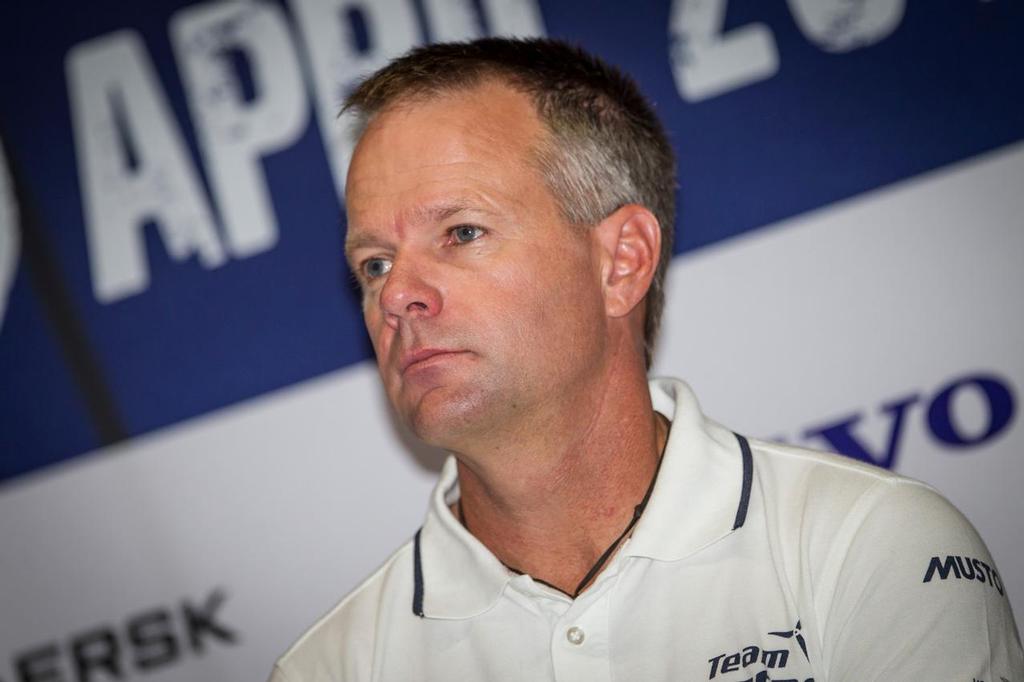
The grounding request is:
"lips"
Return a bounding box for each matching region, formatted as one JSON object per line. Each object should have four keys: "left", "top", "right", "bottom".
{"left": 399, "top": 348, "right": 467, "bottom": 375}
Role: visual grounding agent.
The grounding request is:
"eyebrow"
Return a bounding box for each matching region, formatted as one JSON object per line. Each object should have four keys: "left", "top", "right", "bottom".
{"left": 343, "top": 232, "right": 385, "bottom": 262}
{"left": 415, "top": 201, "right": 475, "bottom": 223}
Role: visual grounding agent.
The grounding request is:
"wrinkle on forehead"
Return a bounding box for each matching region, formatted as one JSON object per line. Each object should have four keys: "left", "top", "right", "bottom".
{"left": 346, "top": 81, "right": 547, "bottom": 190}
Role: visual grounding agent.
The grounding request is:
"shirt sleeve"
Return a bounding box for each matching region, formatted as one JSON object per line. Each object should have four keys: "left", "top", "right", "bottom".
{"left": 820, "top": 480, "right": 1024, "bottom": 680}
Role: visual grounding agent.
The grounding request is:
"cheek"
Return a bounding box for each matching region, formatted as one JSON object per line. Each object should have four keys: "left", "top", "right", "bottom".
{"left": 362, "top": 306, "right": 391, "bottom": 357}
{"left": 497, "top": 253, "right": 605, "bottom": 355}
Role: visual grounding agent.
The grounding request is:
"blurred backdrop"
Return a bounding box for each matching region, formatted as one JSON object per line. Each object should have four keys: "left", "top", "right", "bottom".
{"left": 1, "top": 0, "right": 1022, "bottom": 680}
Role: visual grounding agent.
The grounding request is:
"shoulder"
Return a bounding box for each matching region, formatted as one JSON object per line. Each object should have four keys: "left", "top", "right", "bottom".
{"left": 742, "top": 435, "right": 990, "bottom": 596}
{"left": 745, "top": 438, "right": 1023, "bottom": 675}
{"left": 273, "top": 538, "right": 417, "bottom": 681}
{"left": 749, "top": 435, "right": 912, "bottom": 490}
{"left": 745, "top": 435, "right": 951, "bottom": 533}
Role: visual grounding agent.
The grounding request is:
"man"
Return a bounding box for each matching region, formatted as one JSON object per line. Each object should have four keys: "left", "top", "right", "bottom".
{"left": 271, "top": 38, "right": 1022, "bottom": 681}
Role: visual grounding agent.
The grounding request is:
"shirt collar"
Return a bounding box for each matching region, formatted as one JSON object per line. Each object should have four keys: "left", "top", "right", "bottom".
{"left": 414, "top": 377, "right": 750, "bottom": 619}
{"left": 417, "top": 457, "right": 513, "bottom": 619}
{"left": 624, "top": 377, "right": 750, "bottom": 561}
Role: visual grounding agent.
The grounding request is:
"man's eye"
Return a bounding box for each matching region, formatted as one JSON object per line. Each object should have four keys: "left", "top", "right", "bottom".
{"left": 451, "top": 225, "right": 485, "bottom": 244}
{"left": 362, "top": 258, "right": 392, "bottom": 279}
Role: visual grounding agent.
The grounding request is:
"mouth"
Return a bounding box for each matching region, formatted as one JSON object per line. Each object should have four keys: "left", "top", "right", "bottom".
{"left": 399, "top": 348, "right": 469, "bottom": 375}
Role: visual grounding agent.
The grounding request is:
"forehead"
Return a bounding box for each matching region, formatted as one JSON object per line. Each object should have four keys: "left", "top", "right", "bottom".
{"left": 344, "top": 82, "right": 553, "bottom": 236}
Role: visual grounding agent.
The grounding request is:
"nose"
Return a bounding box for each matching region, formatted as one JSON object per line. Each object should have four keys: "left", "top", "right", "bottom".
{"left": 378, "top": 259, "right": 443, "bottom": 327}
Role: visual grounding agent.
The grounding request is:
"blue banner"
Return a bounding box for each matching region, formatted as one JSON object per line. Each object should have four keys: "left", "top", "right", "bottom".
{"left": 1, "top": 0, "right": 1022, "bottom": 481}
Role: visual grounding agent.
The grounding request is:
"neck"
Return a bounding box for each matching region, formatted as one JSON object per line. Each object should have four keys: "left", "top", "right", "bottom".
{"left": 452, "top": 362, "right": 668, "bottom": 596}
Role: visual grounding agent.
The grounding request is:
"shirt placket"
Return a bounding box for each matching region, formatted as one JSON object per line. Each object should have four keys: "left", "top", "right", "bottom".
{"left": 548, "top": 582, "right": 612, "bottom": 682}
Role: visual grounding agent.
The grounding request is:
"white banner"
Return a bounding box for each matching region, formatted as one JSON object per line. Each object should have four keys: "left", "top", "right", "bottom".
{"left": 2, "top": 140, "right": 1021, "bottom": 681}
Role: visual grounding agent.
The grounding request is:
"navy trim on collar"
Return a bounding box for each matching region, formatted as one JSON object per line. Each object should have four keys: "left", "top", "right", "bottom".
{"left": 412, "top": 528, "right": 425, "bottom": 617}
{"left": 732, "top": 433, "right": 754, "bottom": 530}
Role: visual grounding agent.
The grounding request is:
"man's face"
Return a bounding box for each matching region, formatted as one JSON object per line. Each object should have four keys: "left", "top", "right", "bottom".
{"left": 344, "top": 82, "right": 610, "bottom": 448}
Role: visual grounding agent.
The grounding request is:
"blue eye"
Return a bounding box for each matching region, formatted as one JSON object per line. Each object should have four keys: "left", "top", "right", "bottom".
{"left": 451, "top": 225, "right": 484, "bottom": 244}
{"left": 362, "top": 257, "right": 392, "bottom": 279}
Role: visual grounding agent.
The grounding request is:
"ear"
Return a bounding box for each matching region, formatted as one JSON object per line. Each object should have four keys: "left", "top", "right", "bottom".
{"left": 593, "top": 204, "right": 662, "bottom": 319}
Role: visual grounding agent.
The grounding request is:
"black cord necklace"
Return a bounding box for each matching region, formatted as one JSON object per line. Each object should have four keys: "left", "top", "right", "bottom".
{"left": 457, "top": 416, "right": 669, "bottom": 599}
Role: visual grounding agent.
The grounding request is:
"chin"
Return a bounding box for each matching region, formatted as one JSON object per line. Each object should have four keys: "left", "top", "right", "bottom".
{"left": 404, "top": 384, "right": 495, "bottom": 448}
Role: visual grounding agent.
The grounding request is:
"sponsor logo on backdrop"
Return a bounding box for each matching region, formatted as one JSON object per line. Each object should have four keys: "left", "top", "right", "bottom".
{"left": 794, "top": 371, "right": 1016, "bottom": 469}
{"left": 3, "top": 588, "right": 236, "bottom": 682}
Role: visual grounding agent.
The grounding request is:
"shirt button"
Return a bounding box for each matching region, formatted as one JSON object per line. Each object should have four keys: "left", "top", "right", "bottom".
{"left": 566, "top": 626, "right": 585, "bottom": 646}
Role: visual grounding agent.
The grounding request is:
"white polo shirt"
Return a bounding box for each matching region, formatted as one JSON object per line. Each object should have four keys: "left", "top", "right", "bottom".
{"left": 271, "top": 378, "right": 1023, "bottom": 681}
